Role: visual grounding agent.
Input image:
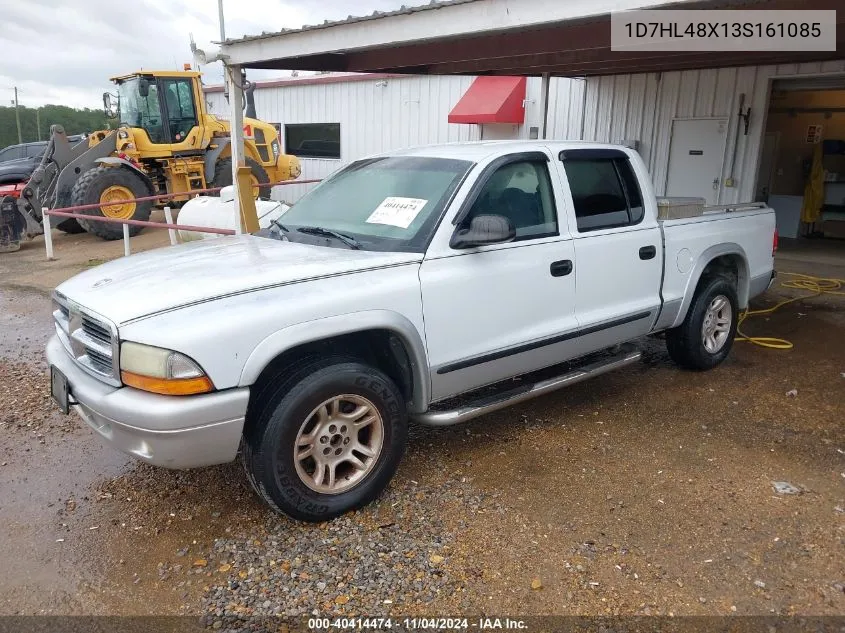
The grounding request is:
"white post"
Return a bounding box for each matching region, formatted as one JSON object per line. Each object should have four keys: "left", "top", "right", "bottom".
{"left": 226, "top": 63, "right": 245, "bottom": 235}
{"left": 42, "top": 209, "right": 54, "bottom": 260}
{"left": 122, "top": 223, "right": 130, "bottom": 256}
{"left": 163, "top": 206, "right": 177, "bottom": 245}
{"left": 540, "top": 72, "right": 551, "bottom": 140}
{"left": 218, "top": 0, "right": 226, "bottom": 41}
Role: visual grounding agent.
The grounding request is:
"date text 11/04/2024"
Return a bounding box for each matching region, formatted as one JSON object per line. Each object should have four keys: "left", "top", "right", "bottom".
{"left": 308, "top": 617, "right": 528, "bottom": 630}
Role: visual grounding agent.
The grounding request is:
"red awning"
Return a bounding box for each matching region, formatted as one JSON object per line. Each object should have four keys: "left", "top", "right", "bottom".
{"left": 448, "top": 76, "right": 526, "bottom": 124}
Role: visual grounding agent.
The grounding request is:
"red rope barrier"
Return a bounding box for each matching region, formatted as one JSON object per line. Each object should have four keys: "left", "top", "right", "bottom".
{"left": 46, "top": 210, "right": 236, "bottom": 235}
{"left": 43, "top": 178, "right": 321, "bottom": 215}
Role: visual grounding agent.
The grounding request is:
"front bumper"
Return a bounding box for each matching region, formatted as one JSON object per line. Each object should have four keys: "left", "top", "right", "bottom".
{"left": 47, "top": 335, "right": 249, "bottom": 469}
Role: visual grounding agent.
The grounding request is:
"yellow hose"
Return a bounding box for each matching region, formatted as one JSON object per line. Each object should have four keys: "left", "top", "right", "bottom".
{"left": 736, "top": 272, "right": 845, "bottom": 350}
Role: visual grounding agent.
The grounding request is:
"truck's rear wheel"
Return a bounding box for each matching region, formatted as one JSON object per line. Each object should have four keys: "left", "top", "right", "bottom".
{"left": 666, "top": 275, "right": 738, "bottom": 370}
{"left": 241, "top": 357, "right": 407, "bottom": 522}
{"left": 212, "top": 157, "right": 271, "bottom": 200}
{"left": 71, "top": 166, "right": 152, "bottom": 241}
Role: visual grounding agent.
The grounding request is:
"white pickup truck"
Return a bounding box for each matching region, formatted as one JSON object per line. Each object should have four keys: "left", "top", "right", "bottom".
{"left": 47, "top": 141, "right": 776, "bottom": 521}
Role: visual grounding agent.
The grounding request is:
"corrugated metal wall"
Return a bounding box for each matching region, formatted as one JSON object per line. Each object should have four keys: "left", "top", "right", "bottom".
{"left": 573, "top": 60, "right": 845, "bottom": 204}
{"left": 545, "top": 77, "right": 587, "bottom": 140}
{"left": 206, "top": 62, "right": 845, "bottom": 206}
{"left": 205, "top": 75, "right": 483, "bottom": 201}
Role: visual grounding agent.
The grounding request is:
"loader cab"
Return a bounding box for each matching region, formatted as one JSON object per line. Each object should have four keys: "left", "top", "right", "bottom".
{"left": 113, "top": 72, "right": 204, "bottom": 151}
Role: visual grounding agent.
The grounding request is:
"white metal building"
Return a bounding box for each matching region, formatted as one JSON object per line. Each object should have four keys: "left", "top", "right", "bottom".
{"left": 204, "top": 72, "right": 585, "bottom": 202}
{"left": 213, "top": 0, "right": 845, "bottom": 242}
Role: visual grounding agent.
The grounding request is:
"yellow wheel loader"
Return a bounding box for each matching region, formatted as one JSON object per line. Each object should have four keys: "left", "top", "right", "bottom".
{"left": 15, "top": 70, "right": 300, "bottom": 241}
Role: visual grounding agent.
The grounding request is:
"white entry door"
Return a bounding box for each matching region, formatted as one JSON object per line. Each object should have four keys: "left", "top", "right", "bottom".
{"left": 665, "top": 118, "right": 729, "bottom": 205}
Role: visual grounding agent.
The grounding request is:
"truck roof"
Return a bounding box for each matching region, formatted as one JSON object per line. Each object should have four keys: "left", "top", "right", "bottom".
{"left": 387, "top": 140, "right": 634, "bottom": 162}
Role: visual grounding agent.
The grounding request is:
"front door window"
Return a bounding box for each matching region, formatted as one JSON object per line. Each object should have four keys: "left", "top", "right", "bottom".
{"left": 117, "top": 78, "right": 165, "bottom": 143}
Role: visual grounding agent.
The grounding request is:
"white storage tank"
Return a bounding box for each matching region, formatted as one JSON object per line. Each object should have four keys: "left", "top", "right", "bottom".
{"left": 177, "top": 186, "right": 290, "bottom": 241}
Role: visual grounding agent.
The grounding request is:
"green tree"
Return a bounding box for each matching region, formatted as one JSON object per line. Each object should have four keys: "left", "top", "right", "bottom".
{"left": 0, "top": 104, "right": 111, "bottom": 149}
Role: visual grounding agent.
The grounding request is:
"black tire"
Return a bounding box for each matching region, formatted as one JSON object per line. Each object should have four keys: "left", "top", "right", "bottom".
{"left": 666, "top": 275, "right": 739, "bottom": 370}
{"left": 242, "top": 357, "right": 407, "bottom": 522}
{"left": 55, "top": 218, "right": 85, "bottom": 234}
{"left": 211, "top": 157, "right": 271, "bottom": 200}
{"left": 70, "top": 166, "right": 152, "bottom": 240}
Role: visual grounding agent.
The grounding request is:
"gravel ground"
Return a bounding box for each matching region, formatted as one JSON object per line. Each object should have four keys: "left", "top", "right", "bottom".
{"left": 0, "top": 361, "right": 74, "bottom": 438}
{"left": 199, "top": 478, "right": 486, "bottom": 623}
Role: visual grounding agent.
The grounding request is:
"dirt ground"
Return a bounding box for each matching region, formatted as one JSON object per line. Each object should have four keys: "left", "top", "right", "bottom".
{"left": 0, "top": 210, "right": 175, "bottom": 293}
{"left": 0, "top": 232, "right": 843, "bottom": 623}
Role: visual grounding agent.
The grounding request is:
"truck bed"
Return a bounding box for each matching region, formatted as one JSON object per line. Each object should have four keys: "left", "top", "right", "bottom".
{"left": 655, "top": 202, "right": 776, "bottom": 331}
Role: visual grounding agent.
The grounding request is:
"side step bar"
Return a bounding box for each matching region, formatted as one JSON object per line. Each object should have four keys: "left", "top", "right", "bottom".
{"left": 412, "top": 345, "right": 642, "bottom": 427}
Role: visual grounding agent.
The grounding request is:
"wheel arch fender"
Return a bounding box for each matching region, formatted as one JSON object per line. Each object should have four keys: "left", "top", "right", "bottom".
{"left": 239, "top": 310, "right": 431, "bottom": 413}
{"left": 93, "top": 158, "right": 155, "bottom": 194}
{"left": 671, "top": 243, "right": 750, "bottom": 329}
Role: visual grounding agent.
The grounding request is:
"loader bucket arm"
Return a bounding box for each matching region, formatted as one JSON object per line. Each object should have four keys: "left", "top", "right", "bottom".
{"left": 17, "top": 125, "right": 117, "bottom": 224}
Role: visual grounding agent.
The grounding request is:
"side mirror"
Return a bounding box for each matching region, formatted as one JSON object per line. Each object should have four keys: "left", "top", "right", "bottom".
{"left": 102, "top": 92, "right": 116, "bottom": 118}
{"left": 138, "top": 77, "right": 150, "bottom": 98}
{"left": 450, "top": 214, "right": 516, "bottom": 249}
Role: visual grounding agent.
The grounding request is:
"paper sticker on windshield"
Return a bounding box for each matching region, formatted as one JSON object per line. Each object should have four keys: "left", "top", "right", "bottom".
{"left": 365, "top": 197, "right": 428, "bottom": 229}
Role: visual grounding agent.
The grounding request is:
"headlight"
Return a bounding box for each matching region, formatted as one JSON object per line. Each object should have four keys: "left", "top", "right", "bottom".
{"left": 271, "top": 141, "right": 280, "bottom": 159}
{"left": 120, "top": 342, "right": 214, "bottom": 396}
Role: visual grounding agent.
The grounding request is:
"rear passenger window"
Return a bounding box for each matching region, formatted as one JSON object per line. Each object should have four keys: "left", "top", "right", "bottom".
{"left": 563, "top": 158, "right": 644, "bottom": 232}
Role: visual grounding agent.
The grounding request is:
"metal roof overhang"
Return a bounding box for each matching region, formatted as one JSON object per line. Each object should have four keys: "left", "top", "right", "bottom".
{"left": 221, "top": 0, "right": 844, "bottom": 78}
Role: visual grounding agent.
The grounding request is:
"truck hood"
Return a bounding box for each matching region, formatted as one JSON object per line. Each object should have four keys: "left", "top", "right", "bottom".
{"left": 56, "top": 235, "right": 422, "bottom": 325}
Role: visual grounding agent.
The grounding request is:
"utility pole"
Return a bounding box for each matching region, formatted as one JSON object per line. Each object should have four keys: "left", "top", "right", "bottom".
{"left": 218, "top": 0, "right": 226, "bottom": 41}
{"left": 13, "top": 87, "right": 22, "bottom": 144}
{"left": 36, "top": 107, "right": 41, "bottom": 141}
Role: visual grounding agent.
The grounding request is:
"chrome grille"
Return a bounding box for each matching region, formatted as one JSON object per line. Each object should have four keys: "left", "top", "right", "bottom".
{"left": 82, "top": 316, "right": 111, "bottom": 345}
{"left": 53, "top": 292, "right": 120, "bottom": 386}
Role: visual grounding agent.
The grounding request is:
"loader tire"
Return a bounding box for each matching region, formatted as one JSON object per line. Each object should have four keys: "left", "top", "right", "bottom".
{"left": 55, "top": 218, "right": 85, "bottom": 234}
{"left": 212, "top": 157, "right": 271, "bottom": 200}
{"left": 71, "top": 166, "right": 152, "bottom": 241}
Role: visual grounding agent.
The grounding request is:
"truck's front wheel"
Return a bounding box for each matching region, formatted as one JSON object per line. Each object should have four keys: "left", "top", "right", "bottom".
{"left": 242, "top": 358, "right": 407, "bottom": 522}
{"left": 666, "top": 275, "right": 739, "bottom": 370}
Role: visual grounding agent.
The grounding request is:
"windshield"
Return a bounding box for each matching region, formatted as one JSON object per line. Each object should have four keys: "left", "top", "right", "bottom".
{"left": 117, "top": 77, "right": 165, "bottom": 143}
{"left": 277, "top": 156, "right": 473, "bottom": 252}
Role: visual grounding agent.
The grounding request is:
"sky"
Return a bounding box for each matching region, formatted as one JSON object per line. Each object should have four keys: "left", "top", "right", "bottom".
{"left": 0, "top": 0, "right": 415, "bottom": 110}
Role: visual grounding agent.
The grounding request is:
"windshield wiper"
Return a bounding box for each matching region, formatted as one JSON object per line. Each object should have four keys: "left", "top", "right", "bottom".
{"left": 270, "top": 218, "right": 289, "bottom": 238}
{"left": 296, "top": 226, "right": 360, "bottom": 250}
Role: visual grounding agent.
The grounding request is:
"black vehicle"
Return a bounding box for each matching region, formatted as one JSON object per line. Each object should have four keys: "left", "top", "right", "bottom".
{"left": 0, "top": 136, "right": 86, "bottom": 234}
{"left": 0, "top": 136, "right": 85, "bottom": 182}
{"left": 0, "top": 141, "right": 48, "bottom": 164}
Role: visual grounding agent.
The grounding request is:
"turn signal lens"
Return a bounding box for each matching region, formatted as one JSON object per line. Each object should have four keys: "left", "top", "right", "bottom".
{"left": 120, "top": 371, "right": 214, "bottom": 396}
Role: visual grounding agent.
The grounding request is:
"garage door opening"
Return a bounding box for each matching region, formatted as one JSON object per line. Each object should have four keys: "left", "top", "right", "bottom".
{"left": 756, "top": 76, "right": 845, "bottom": 261}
